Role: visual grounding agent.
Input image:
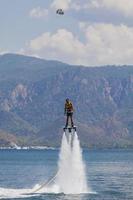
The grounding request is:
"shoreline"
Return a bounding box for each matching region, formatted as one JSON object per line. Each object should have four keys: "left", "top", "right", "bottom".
{"left": 0, "top": 146, "right": 56, "bottom": 150}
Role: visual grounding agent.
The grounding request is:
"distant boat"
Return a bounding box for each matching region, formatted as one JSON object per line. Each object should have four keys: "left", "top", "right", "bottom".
{"left": 10, "top": 142, "right": 21, "bottom": 150}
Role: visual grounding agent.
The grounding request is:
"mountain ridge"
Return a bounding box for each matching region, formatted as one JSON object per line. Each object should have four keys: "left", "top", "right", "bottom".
{"left": 0, "top": 53, "right": 133, "bottom": 148}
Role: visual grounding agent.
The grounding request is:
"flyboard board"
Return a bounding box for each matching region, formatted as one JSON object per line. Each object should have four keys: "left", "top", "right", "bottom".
{"left": 63, "top": 126, "right": 77, "bottom": 133}
{"left": 63, "top": 126, "right": 77, "bottom": 146}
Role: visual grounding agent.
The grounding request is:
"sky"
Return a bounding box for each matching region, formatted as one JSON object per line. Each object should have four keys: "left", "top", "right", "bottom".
{"left": 1, "top": 0, "right": 133, "bottom": 66}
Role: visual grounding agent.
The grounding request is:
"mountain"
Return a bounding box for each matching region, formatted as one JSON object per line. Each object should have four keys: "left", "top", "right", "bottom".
{"left": 0, "top": 53, "right": 133, "bottom": 148}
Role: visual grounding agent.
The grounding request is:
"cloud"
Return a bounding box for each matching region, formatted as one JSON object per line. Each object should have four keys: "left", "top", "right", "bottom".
{"left": 24, "top": 29, "right": 84, "bottom": 63}
{"left": 29, "top": 7, "right": 49, "bottom": 19}
{"left": 22, "top": 23, "right": 133, "bottom": 66}
{"left": 51, "top": 0, "right": 72, "bottom": 10}
{"left": 81, "top": 23, "right": 133, "bottom": 65}
{"left": 71, "top": 0, "right": 93, "bottom": 11}
{"left": 72, "top": 0, "right": 133, "bottom": 17}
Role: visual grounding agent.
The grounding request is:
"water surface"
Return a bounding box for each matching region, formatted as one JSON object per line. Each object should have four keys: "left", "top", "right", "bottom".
{"left": 0, "top": 149, "right": 133, "bottom": 200}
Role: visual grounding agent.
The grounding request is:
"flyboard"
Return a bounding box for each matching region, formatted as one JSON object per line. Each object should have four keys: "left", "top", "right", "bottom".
{"left": 63, "top": 125, "right": 77, "bottom": 145}
{"left": 63, "top": 126, "right": 77, "bottom": 133}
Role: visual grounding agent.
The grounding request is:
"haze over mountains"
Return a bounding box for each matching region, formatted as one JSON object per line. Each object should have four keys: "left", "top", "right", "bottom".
{"left": 0, "top": 54, "right": 133, "bottom": 148}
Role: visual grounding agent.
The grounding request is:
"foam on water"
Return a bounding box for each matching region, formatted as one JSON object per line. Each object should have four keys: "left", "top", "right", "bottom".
{"left": 0, "top": 184, "right": 60, "bottom": 199}
{"left": 0, "top": 186, "right": 36, "bottom": 199}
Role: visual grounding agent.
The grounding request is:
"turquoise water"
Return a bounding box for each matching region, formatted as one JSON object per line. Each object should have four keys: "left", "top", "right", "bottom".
{"left": 0, "top": 149, "right": 133, "bottom": 199}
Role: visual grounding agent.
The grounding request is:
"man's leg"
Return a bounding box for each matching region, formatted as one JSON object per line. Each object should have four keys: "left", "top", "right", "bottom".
{"left": 70, "top": 113, "right": 74, "bottom": 127}
{"left": 65, "top": 114, "right": 69, "bottom": 127}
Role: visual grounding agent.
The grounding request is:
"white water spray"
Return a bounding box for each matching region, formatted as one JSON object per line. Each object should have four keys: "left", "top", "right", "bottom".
{"left": 56, "top": 130, "right": 88, "bottom": 194}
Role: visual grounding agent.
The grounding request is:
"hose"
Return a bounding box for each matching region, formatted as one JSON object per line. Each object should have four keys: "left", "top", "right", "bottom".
{"left": 33, "top": 171, "right": 58, "bottom": 193}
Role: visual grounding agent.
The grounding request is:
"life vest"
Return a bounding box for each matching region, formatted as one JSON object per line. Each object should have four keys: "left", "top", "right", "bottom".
{"left": 65, "top": 101, "right": 73, "bottom": 112}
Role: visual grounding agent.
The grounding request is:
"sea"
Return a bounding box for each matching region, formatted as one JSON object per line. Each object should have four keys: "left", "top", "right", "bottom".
{"left": 0, "top": 148, "right": 133, "bottom": 200}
